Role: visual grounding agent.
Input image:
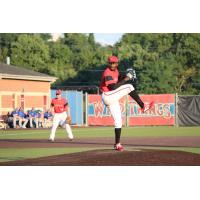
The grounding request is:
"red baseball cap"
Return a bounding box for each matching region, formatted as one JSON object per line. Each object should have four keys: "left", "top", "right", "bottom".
{"left": 56, "top": 89, "right": 62, "bottom": 95}
{"left": 108, "top": 56, "right": 119, "bottom": 63}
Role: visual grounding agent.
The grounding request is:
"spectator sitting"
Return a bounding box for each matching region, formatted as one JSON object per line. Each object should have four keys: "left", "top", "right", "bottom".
{"left": 35, "top": 110, "right": 43, "bottom": 128}
{"left": 43, "top": 109, "right": 53, "bottom": 128}
{"left": 28, "top": 107, "right": 37, "bottom": 128}
{"left": 11, "top": 108, "right": 19, "bottom": 128}
{"left": 6, "top": 111, "right": 14, "bottom": 128}
{"left": 18, "top": 107, "right": 28, "bottom": 128}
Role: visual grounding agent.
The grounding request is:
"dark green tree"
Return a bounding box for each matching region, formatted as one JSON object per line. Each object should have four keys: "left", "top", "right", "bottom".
{"left": 88, "top": 33, "right": 96, "bottom": 49}
{"left": 0, "top": 33, "right": 19, "bottom": 62}
{"left": 48, "top": 41, "right": 76, "bottom": 83}
{"left": 116, "top": 33, "right": 200, "bottom": 94}
{"left": 1, "top": 33, "right": 199, "bottom": 94}
{"left": 11, "top": 34, "right": 49, "bottom": 72}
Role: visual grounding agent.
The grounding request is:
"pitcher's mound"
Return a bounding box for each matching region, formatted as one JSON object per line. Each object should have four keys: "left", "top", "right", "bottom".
{"left": 1, "top": 149, "right": 200, "bottom": 166}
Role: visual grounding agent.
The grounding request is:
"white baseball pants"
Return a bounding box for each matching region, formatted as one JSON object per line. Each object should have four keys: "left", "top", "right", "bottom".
{"left": 49, "top": 112, "right": 73, "bottom": 140}
{"left": 102, "top": 84, "right": 134, "bottom": 128}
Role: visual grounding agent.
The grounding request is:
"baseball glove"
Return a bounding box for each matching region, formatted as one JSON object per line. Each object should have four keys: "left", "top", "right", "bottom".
{"left": 126, "top": 68, "right": 136, "bottom": 80}
{"left": 66, "top": 116, "right": 71, "bottom": 124}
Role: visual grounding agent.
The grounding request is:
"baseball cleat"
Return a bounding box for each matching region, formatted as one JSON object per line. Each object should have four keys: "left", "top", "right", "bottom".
{"left": 68, "top": 135, "right": 74, "bottom": 141}
{"left": 114, "top": 144, "right": 124, "bottom": 151}
{"left": 48, "top": 138, "right": 54, "bottom": 142}
{"left": 141, "top": 101, "right": 154, "bottom": 113}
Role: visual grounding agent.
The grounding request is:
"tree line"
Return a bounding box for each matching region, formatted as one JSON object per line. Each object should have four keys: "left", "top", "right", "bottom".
{"left": 0, "top": 33, "right": 199, "bottom": 94}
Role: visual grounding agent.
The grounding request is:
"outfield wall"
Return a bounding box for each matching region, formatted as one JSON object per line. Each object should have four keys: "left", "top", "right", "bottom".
{"left": 87, "top": 94, "right": 176, "bottom": 126}
{"left": 2, "top": 88, "right": 198, "bottom": 126}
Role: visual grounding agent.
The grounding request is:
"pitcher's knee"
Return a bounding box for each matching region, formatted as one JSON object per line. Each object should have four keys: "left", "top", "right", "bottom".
{"left": 127, "top": 84, "right": 134, "bottom": 92}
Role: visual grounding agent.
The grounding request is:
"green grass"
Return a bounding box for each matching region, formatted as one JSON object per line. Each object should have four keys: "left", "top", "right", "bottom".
{"left": 181, "top": 148, "right": 200, "bottom": 154}
{"left": 0, "top": 126, "right": 200, "bottom": 163}
{"left": 0, "top": 126, "right": 200, "bottom": 139}
{"left": 0, "top": 147, "right": 100, "bottom": 162}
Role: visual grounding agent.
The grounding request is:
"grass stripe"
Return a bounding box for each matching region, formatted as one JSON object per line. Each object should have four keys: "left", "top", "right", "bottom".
{"left": 0, "top": 126, "right": 200, "bottom": 139}
{"left": 0, "top": 147, "right": 101, "bottom": 163}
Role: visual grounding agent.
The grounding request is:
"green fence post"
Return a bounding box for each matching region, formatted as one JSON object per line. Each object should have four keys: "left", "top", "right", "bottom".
{"left": 85, "top": 92, "right": 88, "bottom": 126}
{"left": 125, "top": 95, "right": 129, "bottom": 127}
{"left": 175, "top": 93, "right": 179, "bottom": 127}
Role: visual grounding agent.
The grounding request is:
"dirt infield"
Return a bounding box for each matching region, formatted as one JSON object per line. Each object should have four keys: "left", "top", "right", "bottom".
{"left": 1, "top": 149, "right": 200, "bottom": 166}
{"left": 0, "top": 136, "right": 200, "bottom": 148}
{"left": 0, "top": 136, "right": 200, "bottom": 165}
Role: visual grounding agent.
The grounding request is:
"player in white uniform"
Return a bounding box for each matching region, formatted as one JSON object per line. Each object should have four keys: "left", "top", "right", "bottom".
{"left": 100, "top": 56, "right": 154, "bottom": 151}
{"left": 49, "top": 89, "right": 74, "bottom": 142}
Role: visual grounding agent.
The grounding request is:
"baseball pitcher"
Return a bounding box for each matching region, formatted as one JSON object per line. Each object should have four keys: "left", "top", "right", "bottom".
{"left": 100, "top": 56, "right": 154, "bottom": 151}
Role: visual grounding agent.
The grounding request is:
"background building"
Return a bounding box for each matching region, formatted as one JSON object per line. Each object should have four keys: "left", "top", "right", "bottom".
{"left": 0, "top": 63, "right": 57, "bottom": 115}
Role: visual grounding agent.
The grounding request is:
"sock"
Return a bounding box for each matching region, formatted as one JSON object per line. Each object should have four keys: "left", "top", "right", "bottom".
{"left": 115, "top": 128, "right": 121, "bottom": 144}
{"left": 129, "top": 90, "right": 144, "bottom": 109}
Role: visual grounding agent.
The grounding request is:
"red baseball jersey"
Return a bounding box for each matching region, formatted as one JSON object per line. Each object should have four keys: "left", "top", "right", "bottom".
{"left": 51, "top": 98, "right": 68, "bottom": 113}
{"left": 100, "top": 67, "right": 119, "bottom": 92}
